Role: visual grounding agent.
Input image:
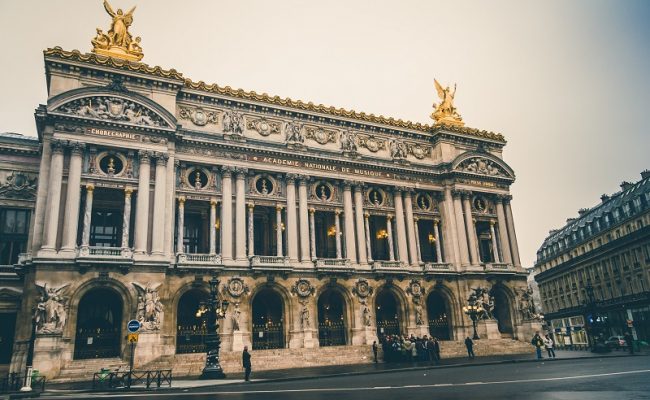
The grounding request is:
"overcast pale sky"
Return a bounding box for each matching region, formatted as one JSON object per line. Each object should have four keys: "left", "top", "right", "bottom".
{"left": 0, "top": 0, "right": 648, "bottom": 268}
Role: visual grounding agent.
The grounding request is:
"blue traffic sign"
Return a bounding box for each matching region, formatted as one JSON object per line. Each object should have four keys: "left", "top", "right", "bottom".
{"left": 127, "top": 319, "right": 141, "bottom": 333}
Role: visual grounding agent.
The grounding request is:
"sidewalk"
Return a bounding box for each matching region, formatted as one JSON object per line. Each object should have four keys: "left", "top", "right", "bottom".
{"left": 43, "top": 347, "right": 648, "bottom": 394}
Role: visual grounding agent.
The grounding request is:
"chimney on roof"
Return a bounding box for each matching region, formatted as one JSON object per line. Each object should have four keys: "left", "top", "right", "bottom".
{"left": 577, "top": 208, "right": 589, "bottom": 216}
{"left": 641, "top": 170, "right": 650, "bottom": 180}
{"left": 601, "top": 194, "right": 610, "bottom": 203}
{"left": 620, "top": 181, "right": 633, "bottom": 191}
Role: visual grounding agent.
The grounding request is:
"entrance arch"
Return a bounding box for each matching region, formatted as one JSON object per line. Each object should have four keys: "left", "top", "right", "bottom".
{"left": 492, "top": 287, "right": 514, "bottom": 336}
{"left": 427, "top": 291, "right": 451, "bottom": 340}
{"left": 375, "top": 289, "right": 402, "bottom": 337}
{"left": 317, "top": 289, "right": 347, "bottom": 346}
{"left": 251, "top": 288, "right": 285, "bottom": 350}
{"left": 74, "top": 287, "right": 123, "bottom": 359}
{"left": 176, "top": 288, "right": 210, "bottom": 354}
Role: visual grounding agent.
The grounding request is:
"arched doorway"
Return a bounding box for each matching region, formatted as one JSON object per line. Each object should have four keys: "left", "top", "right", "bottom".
{"left": 375, "top": 289, "right": 401, "bottom": 337}
{"left": 492, "top": 288, "right": 514, "bottom": 336}
{"left": 427, "top": 292, "right": 451, "bottom": 340}
{"left": 251, "top": 288, "right": 284, "bottom": 350}
{"left": 74, "top": 288, "right": 123, "bottom": 359}
{"left": 176, "top": 288, "right": 210, "bottom": 354}
{"left": 317, "top": 289, "right": 346, "bottom": 346}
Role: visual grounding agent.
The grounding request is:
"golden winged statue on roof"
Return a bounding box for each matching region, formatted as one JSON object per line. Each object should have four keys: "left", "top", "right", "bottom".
{"left": 431, "top": 79, "right": 464, "bottom": 127}
{"left": 91, "top": 0, "right": 143, "bottom": 61}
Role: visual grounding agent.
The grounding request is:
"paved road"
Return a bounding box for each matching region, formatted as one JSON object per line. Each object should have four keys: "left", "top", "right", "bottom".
{"left": 45, "top": 356, "right": 650, "bottom": 400}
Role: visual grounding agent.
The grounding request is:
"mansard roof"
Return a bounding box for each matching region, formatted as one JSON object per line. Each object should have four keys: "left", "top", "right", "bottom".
{"left": 44, "top": 47, "right": 506, "bottom": 143}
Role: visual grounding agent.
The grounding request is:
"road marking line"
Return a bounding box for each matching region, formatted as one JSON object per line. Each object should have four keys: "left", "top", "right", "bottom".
{"left": 75, "top": 368, "right": 650, "bottom": 398}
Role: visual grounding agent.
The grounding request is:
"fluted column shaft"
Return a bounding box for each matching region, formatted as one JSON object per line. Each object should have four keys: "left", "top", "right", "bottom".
{"left": 151, "top": 155, "right": 168, "bottom": 255}
{"left": 31, "top": 137, "right": 51, "bottom": 253}
{"left": 433, "top": 219, "right": 443, "bottom": 263}
{"left": 335, "top": 210, "right": 342, "bottom": 259}
{"left": 276, "top": 205, "right": 283, "bottom": 257}
{"left": 80, "top": 184, "right": 94, "bottom": 250}
{"left": 285, "top": 177, "right": 299, "bottom": 262}
{"left": 121, "top": 187, "right": 133, "bottom": 249}
{"left": 134, "top": 152, "right": 151, "bottom": 254}
{"left": 41, "top": 142, "right": 65, "bottom": 252}
{"left": 386, "top": 215, "right": 395, "bottom": 261}
{"left": 403, "top": 191, "right": 419, "bottom": 266}
{"left": 163, "top": 154, "right": 176, "bottom": 257}
{"left": 176, "top": 197, "right": 185, "bottom": 254}
{"left": 342, "top": 183, "right": 357, "bottom": 264}
{"left": 309, "top": 208, "right": 316, "bottom": 260}
{"left": 413, "top": 217, "right": 422, "bottom": 263}
{"left": 235, "top": 170, "right": 247, "bottom": 261}
{"left": 247, "top": 203, "right": 254, "bottom": 258}
{"left": 490, "top": 221, "right": 500, "bottom": 263}
{"left": 462, "top": 194, "right": 480, "bottom": 264}
{"left": 221, "top": 167, "right": 233, "bottom": 261}
{"left": 452, "top": 191, "right": 469, "bottom": 266}
{"left": 495, "top": 199, "right": 512, "bottom": 264}
{"left": 354, "top": 186, "right": 367, "bottom": 265}
{"left": 61, "top": 143, "right": 84, "bottom": 252}
{"left": 393, "top": 190, "right": 409, "bottom": 264}
{"left": 364, "top": 212, "right": 372, "bottom": 262}
{"left": 504, "top": 198, "right": 522, "bottom": 267}
{"left": 298, "top": 178, "right": 310, "bottom": 262}
{"left": 210, "top": 198, "right": 217, "bottom": 255}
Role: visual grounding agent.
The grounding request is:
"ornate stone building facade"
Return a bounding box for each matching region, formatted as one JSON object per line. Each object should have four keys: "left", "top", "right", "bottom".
{"left": 534, "top": 172, "right": 650, "bottom": 348}
{"left": 0, "top": 45, "right": 532, "bottom": 378}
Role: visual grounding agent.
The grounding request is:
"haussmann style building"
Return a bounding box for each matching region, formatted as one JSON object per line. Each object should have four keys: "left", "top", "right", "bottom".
{"left": 0, "top": 6, "right": 537, "bottom": 380}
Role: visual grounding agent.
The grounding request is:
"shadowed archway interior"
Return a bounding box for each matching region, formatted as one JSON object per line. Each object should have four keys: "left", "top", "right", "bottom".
{"left": 427, "top": 291, "right": 451, "bottom": 340}
{"left": 176, "top": 288, "right": 209, "bottom": 354}
{"left": 317, "top": 289, "right": 347, "bottom": 346}
{"left": 73, "top": 287, "right": 123, "bottom": 360}
{"left": 375, "top": 289, "right": 401, "bottom": 337}
{"left": 251, "top": 288, "right": 285, "bottom": 350}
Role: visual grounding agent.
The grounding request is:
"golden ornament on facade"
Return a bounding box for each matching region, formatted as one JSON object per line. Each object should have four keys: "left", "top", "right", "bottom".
{"left": 91, "top": 0, "right": 143, "bottom": 61}
{"left": 431, "top": 79, "right": 464, "bottom": 127}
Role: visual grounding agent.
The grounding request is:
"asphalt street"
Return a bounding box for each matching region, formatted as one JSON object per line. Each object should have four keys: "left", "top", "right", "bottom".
{"left": 43, "top": 356, "right": 650, "bottom": 400}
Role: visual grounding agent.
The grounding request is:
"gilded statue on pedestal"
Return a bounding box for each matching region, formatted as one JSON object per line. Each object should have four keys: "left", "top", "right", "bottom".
{"left": 431, "top": 79, "right": 464, "bottom": 127}
{"left": 91, "top": 0, "right": 143, "bottom": 61}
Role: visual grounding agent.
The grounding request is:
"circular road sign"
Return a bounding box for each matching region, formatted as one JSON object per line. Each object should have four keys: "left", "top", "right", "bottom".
{"left": 127, "top": 319, "right": 141, "bottom": 333}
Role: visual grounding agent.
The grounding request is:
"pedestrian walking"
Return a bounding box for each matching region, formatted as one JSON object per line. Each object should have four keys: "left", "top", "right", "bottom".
{"left": 531, "top": 331, "right": 544, "bottom": 359}
{"left": 464, "top": 337, "right": 475, "bottom": 359}
{"left": 544, "top": 334, "right": 556, "bottom": 358}
{"left": 624, "top": 331, "right": 634, "bottom": 355}
{"left": 242, "top": 345, "right": 252, "bottom": 381}
{"left": 432, "top": 337, "right": 441, "bottom": 364}
{"left": 372, "top": 340, "right": 378, "bottom": 363}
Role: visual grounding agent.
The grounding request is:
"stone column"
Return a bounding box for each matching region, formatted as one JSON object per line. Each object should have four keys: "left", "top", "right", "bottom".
{"left": 41, "top": 140, "right": 65, "bottom": 252}
{"left": 403, "top": 190, "right": 419, "bottom": 266}
{"left": 386, "top": 215, "right": 395, "bottom": 261}
{"left": 151, "top": 154, "right": 168, "bottom": 255}
{"left": 364, "top": 212, "right": 372, "bottom": 263}
{"left": 335, "top": 209, "right": 343, "bottom": 259}
{"left": 60, "top": 142, "right": 84, "bottom": 253}
{"left": 393, "top": 189, "right": 409, "bottom": 264}
{"left": 79, "top": 183, "right": 94, "bottom": 254}
{"left": 452, "top": 190, "right": 470, "bottom": 266}
{"left": 490, "top": 220, "right": 500, "bottom": 263}
{"left": 285, "top": 175, "right": 299, "bottom": 262}
{"left": 276, "top": 204, "right": 283, "bottom": 257}
{"left": 121, "top": 187, "right": 133, "bottom": 251}
{"left": 221, "top": 167, "right": 233, "bottom": 261}
{"left": 495, "top": 197, "right": 512, "bottom": 264}
{"left": 413, "top": 217, "right": 422, "bottom": 264}
{"left": 298, "top": 176, "right": 311, "bottom": 263}
{"left": 164, "top": 153, "right": 176, "bottom": 257}
{"left": 504, "top": 196, "right": 522, "bottom": 267}
{"left": 354, "top": 185, "right": 367, "bottom": 265}
{"left": 31, "top": 136, "right": 51, "bottom": 253}
{"left": 247, "top": 202, "right": 254, "bottom": 258}
{"left": 134, "top": 151, "right": 151, "bottom": 254}
{"left": 210, "top": 198, "right": 218, "bottom": 255}
{"left": 176, "top": 196, "right": 185, "bottom": 254}
{"left": 462, "top": 192, "right": 480, "bottom": 265}
{"left": 342, "top": 182, "right": 357, "bottom": 264}
{"left": 309, "top": 208, "right": 317, "bottom": 260}
{"left": 433, "top": 219, "right": 443, "bottom": 263}
{"left": 235, "top": 168, "right": 247, "bottom": 261}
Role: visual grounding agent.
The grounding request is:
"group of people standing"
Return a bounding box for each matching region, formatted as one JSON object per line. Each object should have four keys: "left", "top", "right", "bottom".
{"left": 531, "top": 331, "right": 556, "bottom": 359}
{"left": 375, "top": 334, "right": 442, "bottom": 364}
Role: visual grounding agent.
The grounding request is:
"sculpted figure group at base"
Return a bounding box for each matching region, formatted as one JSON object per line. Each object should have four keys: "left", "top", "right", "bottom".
{"left": 133, "top": 282, "right": 164, "bottom": 330}
{"left": 468, "top": 287, "right": 495, "bottom": 320}
{"left": 34, "top": 283, "right": 69, "bottom": 334}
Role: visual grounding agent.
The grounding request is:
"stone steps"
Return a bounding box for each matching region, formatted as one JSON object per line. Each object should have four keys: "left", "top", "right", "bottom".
{"left": 53, "top": 358, "right": 128, "bottom": 383}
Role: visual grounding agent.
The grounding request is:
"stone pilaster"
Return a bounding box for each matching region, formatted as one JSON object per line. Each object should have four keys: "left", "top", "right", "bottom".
{"left": 387, "top": 215, "right": 395, "bottom": 261}
{"left": 247, "top": 202, "right": 254, "bottom": 258}
{"left": 221, "top": 166, "right": 234, "bottom": 261}
{"left": 285, "top": 174, "right": 299, "bottom": 262}
{"left": 121, "top": 186, "right": 133, "bottom": 253}
{"left": 79, "top": 183, "right": 94, "bottom": 255}
{"left": 452, "top": 190, "right": 469, "bottom": 266}
{"left": 40, "top": 140, "right": 65, "bottom": 253}
{"left": 151, "top": 153, "right": 168, "bottom": 255}
{"left": 163, "top": 153, "right": 176, "bottom": 257}
{"left": 335, "top": 209, "right": 343, "bottom": 259}
{"left": 490, "top": 220, "right": 500, "bottom": 263}
{"left": 364, "top": 212, "right": 372, "bottom": 263}
{"left": 393, "top": 188, "right": 409, "bottom": 264}
{"left": 309, "top": 208, "right": 316, "bottom": 260}
{"left": 354, "top": 184, "right": 367, "bottom": 265}
{"left": 504, "top": 196, "right": 522, "bottom": 267}
{"left": 342, "top": 182, "right": 357, "bottom": 264}
{"left": 298, "top": 176, "right": 311, "bottom": 263}
{"left": 60, "top": 142, "right": 85, "bottom": 254}
{"left": 433, "top": 219, "right": 443, "bottom": 263}
{"left": 235, "top": 168, "right": 247, "bottom": 261}
{"left": 134, "top": 151, "right": 151, "bottom": 254}
{"left": 495, "top": 196, "right": 512, "bottom": 264}
{"left": 403, "top": 190, "right": 419, "bottom": 266}
{"left": 276, "top": 204, "right": 284, "bottom": 257}
{"left": 462, "top": 192, "right": 480, "bottom": 265}
{"left": 176, "top": 196, "right": 185, "bottom": 254}
{"left": 413, "top": 217, "right": 422, "bottom": 263}
{"left": 31, "top": 136, "right": 51, "bottom": 253}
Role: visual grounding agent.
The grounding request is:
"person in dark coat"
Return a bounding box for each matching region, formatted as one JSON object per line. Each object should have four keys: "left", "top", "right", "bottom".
{"left": 465, "top": 337, "right": 475, "bottom": 359}
{"left": 432, "top": 337, "right": 441, "bottom": 364}
{"left": 624, "top": 331, "right": 634, "bottom": 355}
{"left": 372, "top": 341, "right": 378, "bottom": 363}
{"left": 242, "top": 346, "right": 252, "bottom": 381}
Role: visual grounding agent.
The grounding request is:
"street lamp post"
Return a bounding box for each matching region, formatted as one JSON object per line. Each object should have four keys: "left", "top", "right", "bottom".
{"left": 19, "top": 314, "right": 37, "bottom": 392}
{"left": 197, "top": 276, "right": 229, "bottom": 379}
{"left": 584, "top": 282, "right": 608, "bottom": 353}
{"left": 463, "top": 304, "right": 484, "bottom": 340}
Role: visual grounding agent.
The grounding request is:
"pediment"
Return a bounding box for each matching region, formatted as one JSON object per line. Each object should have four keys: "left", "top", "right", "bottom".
{"left": 47, "top": 87, "right": 176, "bottom": 130}
{"left": 452, "top": 153, "right": 514, "bottom": 179}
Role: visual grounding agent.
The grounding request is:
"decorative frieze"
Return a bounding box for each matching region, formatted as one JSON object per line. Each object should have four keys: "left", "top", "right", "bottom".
{"left": 178, "top": 105, "right": 219, "bottom": 126}
{"left": 246, "top": 117, "right": 281, "bottom": 137}
{"left": 304, "top": 125, "right": 337, "bottom": 145}
{"left": 53, "top": 96, "right": 169, "bottom": 127}
{"left": 357, "top": 134, "right": 386, "bottom": 153}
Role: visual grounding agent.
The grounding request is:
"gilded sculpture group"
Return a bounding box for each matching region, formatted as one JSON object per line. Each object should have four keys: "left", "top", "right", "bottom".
{"left": 91, "top": 0, "right": 143, "bottom": 61}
